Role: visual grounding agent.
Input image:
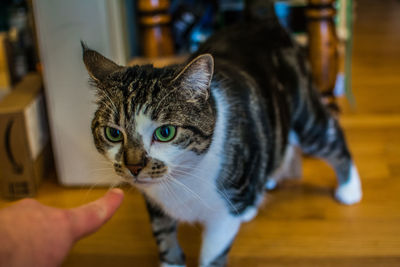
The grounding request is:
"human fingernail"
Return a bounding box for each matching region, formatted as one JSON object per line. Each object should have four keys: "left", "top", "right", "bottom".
{"left": 109, "top": 188, "right": 124, "bottom": 196}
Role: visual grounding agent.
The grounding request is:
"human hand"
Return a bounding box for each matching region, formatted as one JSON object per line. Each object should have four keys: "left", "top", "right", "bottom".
{"left": 0, "top": 188, "right": 124, "bottom": 267}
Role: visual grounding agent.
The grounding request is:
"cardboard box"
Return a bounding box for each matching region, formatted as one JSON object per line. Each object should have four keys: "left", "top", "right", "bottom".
{"left": 0, "top": 73, "right": 52, "bottom": 199}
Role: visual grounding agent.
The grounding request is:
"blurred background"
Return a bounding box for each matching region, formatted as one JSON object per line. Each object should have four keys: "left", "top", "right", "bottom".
{"left": 0, "top": 0, "right": 399, "bottom": 266}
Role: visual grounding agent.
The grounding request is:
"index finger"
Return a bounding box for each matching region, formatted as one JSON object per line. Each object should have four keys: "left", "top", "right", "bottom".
{"left": 67, "top": 188, "right": 124, "bottom": 241}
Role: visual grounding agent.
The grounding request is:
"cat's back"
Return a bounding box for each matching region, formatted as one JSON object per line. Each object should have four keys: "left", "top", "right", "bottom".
{"left": 195, "top": 19, "right": 297, "bottom": 84}
{"left": 194, "top": 19, "right": 310, "bottom": 126}
{"left": 196, "top": 19, "right": 293, "bottom": 67}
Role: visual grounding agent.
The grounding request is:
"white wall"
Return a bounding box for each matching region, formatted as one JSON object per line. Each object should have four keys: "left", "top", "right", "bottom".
{"left": 34, "top": 0, "right": 128, "bottom": 185}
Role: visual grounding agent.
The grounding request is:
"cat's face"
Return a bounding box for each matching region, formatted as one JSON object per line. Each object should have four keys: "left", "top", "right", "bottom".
{"left": 83, "top": 46, "right": 215, "bottom": 187}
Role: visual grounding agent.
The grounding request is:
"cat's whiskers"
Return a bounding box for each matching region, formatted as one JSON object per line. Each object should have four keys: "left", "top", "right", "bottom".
{"left": 168, "top": 168, "right": 239, "bottom": 215}
{"left": 108, "top": 179, "right": 123, "bottom": 191}
{"left": 82, "top": 161, "right": 123, "bottom": 202}
{"left": 165, "top": 174, "right": 214, "bottom": 211}
{"left": 80, "top": 175, "right": 123, "bottom": 203}
{"left": 98, "top": 89, "right": 119, "bottom": 114}
{"left": 96, "top": 158, "right": 117, "bottom": 167}
{"left": 88, "top": 167, "right": 115, "bottom": 173}
{"left": 79, "top": 163, "right": 114, "bottom": 199}
{"left": 102, "top": 102, "right": 119, "bottom": 115}
{"left": 161, "top": 177, "right": 194, "bottom": 216}
{"left": 168, "top": 162, "right": 236, "bottom": 187}
{"left": 167, "top": 161, "right": 207, "bottom": 173}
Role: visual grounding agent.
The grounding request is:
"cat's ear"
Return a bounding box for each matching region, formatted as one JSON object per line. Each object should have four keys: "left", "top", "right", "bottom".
{"left": 171, "top": 54, "right": 214, "bottom": 101}
{"left": 81, "top": 41, "right": 122, "bottom": 82}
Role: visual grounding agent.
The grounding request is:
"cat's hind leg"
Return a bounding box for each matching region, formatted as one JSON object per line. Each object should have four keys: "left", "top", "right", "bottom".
{"left": 334, "top": 163, "right": 362, "bottom": 205}
{"left": 144, "top": 197, "right": 186, "bottom": 267}
{"left": 297, "top": 117, "right": 362, "bottom": 205}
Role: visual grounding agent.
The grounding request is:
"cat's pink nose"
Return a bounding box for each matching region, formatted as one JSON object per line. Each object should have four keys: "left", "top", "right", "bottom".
{"left": 126, "top": 164, "right": 143, "bottom": 176}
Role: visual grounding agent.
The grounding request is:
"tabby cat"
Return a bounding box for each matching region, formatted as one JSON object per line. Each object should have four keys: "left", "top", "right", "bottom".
{"left": 82, "top": 12, "right": 362, "bottom": 267}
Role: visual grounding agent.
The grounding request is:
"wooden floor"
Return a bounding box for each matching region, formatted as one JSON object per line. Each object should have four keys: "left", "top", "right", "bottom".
{"left": 2, "top": 0, "right": 400, "bottom": 266}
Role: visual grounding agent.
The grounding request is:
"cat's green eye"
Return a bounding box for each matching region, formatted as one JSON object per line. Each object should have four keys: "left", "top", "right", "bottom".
{"left": 105, "top": 127, "right": 123, "bottom": 143}
{"left": 154, "top": 125, "right": 176, "bottom": 142}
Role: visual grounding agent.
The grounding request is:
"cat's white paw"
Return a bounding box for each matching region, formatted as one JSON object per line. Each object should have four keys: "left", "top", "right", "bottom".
{"left": 160, "top": 263, "right": 186, "bottom": 267}
{"left": 335, "top": 165, "right": 362, "bottom": 205}
{"left": 241, "top": 207, "right": 258, "bottom": 222}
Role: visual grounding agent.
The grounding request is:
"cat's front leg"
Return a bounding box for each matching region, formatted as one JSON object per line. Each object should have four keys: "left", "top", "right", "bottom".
{"left": 200, "top": 214, "right": 242, "bottom": 267}
{"left": 144, "top": 197, "right": 186, "bottom": 267}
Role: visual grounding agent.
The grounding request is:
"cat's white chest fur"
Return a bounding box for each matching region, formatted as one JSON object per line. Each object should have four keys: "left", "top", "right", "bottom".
{"left": 142, "top": 89, "right": 231, "bottom": 223}
{"left": 144, "top": 156, "right": 228, "bottom": 222}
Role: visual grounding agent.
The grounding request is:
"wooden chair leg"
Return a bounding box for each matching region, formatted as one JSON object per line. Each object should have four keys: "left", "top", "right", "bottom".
{"left": 138, "top": 0, "right": 175, "bottom": 58}
{"left": 306, "top": 0, "right": 339, "bottom": 113}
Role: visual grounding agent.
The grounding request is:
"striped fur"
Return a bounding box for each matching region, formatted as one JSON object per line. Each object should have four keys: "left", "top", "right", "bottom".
{"left": 83, "top": 16, "right": 361, "bottom": 267}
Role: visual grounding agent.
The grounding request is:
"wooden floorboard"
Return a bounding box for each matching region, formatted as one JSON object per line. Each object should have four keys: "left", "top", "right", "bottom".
{"left": 1, "top": 0, "right": 400, "bottom": 266}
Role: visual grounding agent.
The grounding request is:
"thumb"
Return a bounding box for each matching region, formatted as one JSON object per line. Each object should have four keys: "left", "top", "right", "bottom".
{"left": 67, "top": 188, "right": 124, "bottom": 241}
